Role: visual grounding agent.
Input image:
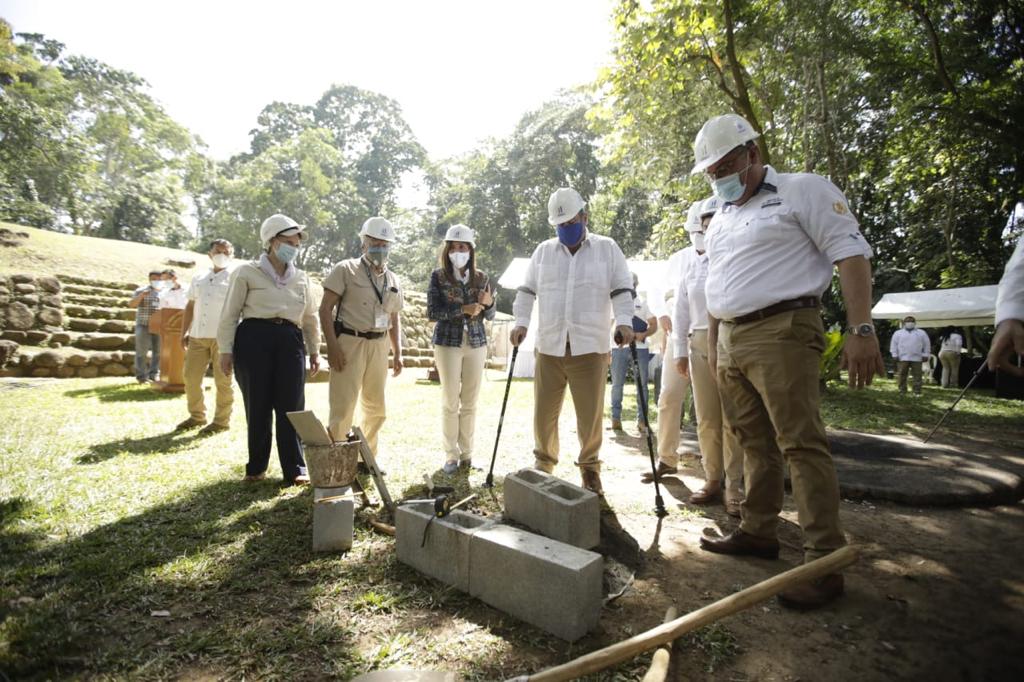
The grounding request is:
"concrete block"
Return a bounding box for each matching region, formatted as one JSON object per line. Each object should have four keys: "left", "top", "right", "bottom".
{"left": 312, "top": 487, "right": 353, "bottom": 552}
{"left": 504, "top": 468, "right": 600, "bottom": 549}
{"left": 395, "top": 502, "right": 495, "bottom": 592}
{"left": 469, "top": 524, "right": 603, "bottom": 642}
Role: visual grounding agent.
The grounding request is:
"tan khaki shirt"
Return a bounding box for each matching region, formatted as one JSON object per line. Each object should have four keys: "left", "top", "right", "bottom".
{"left": 323, "top": 256, "right": 404, "bottom": 332}
{"left": 217, "top": 262, "right": 322, "bottom": 355}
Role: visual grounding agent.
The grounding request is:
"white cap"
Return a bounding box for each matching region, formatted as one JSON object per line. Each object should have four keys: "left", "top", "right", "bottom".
{"left": 444, "top": 224, "right": 475, "bottom": 247}
{"left": 260, "top": 214, "right": 307, "bottom": 246}
{"left": 547, "top": 188, "right": 586, "bottom": 226}
{"left": 690, "top": 114, "right": 760, "bottom": 175}
{"left": 700, "top": 196, "right": 721, "bottom": 218}
{"left": 359, "top": 217, "right": 396, "bottom": 242}
{"left": 684, "top": 202, "right": 703, "bottom": 234}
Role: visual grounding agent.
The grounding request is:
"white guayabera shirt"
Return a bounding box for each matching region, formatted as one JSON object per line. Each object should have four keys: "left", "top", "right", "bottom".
{"left": 671, "top": 246, "right": 710, "bottom": 359}
{"left": 513, "top": 232, "right": 634, "bottom": 356}
{"left": 996, "top": 235, "right": 1024, "bottom": 326}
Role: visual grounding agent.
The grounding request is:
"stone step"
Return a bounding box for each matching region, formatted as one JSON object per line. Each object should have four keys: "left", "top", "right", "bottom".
{"left": 62, "top": 291, "right": 131, "bottom": 307}
{"left": 58, "top": 274, "right": 137, "bottom": 292}
{"left": 67, "top": 330, "right": 135, "bottom": 351}
{"left": 67, "top": 317, "right": 135, "bottom": 334}
{"left": 2, "top": 345, "right": 135, "bottom": 379}
{"left": 64, "top": 304, "right": 136, "bottom": 321}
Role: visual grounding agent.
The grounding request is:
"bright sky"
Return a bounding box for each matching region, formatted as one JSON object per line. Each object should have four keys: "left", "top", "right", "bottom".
{"left": 1, "top": 0, "right": 616, "bottom": 162}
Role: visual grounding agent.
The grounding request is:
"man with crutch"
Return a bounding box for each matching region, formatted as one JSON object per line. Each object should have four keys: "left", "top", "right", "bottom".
{"left": 510, "top": 188, "right": 635, "bottom": 495}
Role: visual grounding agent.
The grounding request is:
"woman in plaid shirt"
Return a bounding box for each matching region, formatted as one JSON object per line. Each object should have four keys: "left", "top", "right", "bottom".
{"left": 427, "top": 225, "right": 496, "bottom": 475}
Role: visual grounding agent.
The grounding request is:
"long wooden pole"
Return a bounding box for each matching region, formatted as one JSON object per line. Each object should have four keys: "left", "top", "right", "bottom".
{"left": 640, "top": 606, "right": 678, "bottom": 682}
{"left": 516, "top": 546, "right": 859, "bottom": 682}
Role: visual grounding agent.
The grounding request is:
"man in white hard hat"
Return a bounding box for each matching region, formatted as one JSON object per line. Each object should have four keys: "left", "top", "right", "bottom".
{"left": 692, "top": 113, "right": 884, "bottom": 610}
{"left": 319, "top": 217, "right": 405, "bottom": 455}
{"left": 510, "top": 188, "right": 635, "bottom": 494}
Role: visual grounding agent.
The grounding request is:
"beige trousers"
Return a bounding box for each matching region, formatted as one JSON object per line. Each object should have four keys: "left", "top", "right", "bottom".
{"left": 183, "top": 337, "right": 233, "bottom": 426}
{"left": 897, "top": 360, "right": 923, "bottom": 394}
{"left": 533, "top": 350, "right": 606, "bottom": 473}
{"left": 689, "top": 330, "right": 744, "bottom": 500}
{"left": 717, "top": 308, "right": 845, "bottom": 561}
{"left": 328, "top": 333, "right": 389, "bottom": 455}
{"left": 657, "top": 332, "right": 691, "bottom": 467}
{"left": 434, "top": 337, "right": 487, "bottom": 462}
{"left": 939, "top": 351, "right": 961, "bottom": 388}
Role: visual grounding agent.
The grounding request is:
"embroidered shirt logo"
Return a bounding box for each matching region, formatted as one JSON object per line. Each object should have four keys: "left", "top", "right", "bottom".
{"left": 833, "top": 201, "right": 847, "bottom": 215}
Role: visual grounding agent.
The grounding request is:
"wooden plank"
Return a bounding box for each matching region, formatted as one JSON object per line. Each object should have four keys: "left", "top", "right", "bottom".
{"left": 286, "top": 410, "right": 333, "bottom": 446}
{"left": 352, "top": 426, "right": 394, "bottom": 511}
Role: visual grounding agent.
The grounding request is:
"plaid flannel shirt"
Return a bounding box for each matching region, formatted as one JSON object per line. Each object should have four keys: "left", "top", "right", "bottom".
{"left": 133, "top": 285, "right": 160, "bottom": 326}
{"left": 428, "top": 268, "right": 496, "bottom": 348}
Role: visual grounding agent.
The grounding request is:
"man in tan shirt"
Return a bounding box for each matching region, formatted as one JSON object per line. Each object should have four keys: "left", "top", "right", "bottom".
{"left": 319, "top": 217, "right": 405, "bottom": 456}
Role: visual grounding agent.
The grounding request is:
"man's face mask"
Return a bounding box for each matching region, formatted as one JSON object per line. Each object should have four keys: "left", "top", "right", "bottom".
{"left": 692, "top": 232, "right": 706, "bottom": 252}
{"left": 556, "top": 220, "right": 585, "bottom": 247}
{"left": 905, "top": 322, "right": 916, "bottom": 331}
{"left": 367, "top": 245, "right": 389, "bottom": 267}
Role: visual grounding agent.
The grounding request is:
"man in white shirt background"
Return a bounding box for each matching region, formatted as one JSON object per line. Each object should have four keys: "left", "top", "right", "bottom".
{"left": 177, "top": 239, "right": 235, "bottom": 434}
{"left": 608, "top": 272, "right": 656, "bottom": 433}
{"left": 889, "top": 315, "right": 931, "bottom": 395}
{"left": 511, "top": 188, "right": 635, "bottom": 495}
{"left": 157, "top": 269, "right": 188, "bottom": 311}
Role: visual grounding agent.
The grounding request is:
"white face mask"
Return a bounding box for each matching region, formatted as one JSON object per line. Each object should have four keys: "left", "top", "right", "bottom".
{"left": 692, "top": 232, "right": 706, "bottom": 252}
{"left": 905, "top": 322, "right": 916, "bottom": 331}
{"left": 448, "top": 251, "right": 470, "bottom": 270}
{"left": 211, "top": 253, "right": 231, "bottom": 268}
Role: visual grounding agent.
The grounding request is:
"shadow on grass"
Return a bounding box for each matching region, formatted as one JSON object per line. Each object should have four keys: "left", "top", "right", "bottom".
{"left": 77, "top": 430, "right": 201, "bottom": 464}
{"left": 0, "top": 497, "right": 45, "bottom": 559}
{"left": 0, "top": 479, "right": 366, "bottom": 679}
{"left": 64, "top": 383, "right": 180, "bottom": 403}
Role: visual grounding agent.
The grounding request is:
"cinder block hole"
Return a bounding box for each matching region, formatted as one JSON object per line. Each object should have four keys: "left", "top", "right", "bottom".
{"left": 548, "top": 483, "right": 584, "bottom": 500}
{"left": 443, "top": 512, "right": 488, "bottom": 529}
{"left": 517, "top": 469, "right": 549, "bottom": 484}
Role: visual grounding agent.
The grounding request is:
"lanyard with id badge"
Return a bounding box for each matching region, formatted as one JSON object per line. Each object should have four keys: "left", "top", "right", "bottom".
{"left": 364, "top": 261, "right": 394, "bottom": 331}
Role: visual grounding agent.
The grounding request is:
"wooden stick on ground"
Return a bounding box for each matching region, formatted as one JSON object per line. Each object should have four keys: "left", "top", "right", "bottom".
{"left": 515, "top": 545, "right": 859, "bottom": 682}
{"left": 640, "top": 606, "right": 677, "bottom": 682}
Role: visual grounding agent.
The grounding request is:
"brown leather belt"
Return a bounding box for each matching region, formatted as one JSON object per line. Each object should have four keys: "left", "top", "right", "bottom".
{"left": 731, "top": 296, "right": 820, "bottom": 325}
{"left": 247, "top": 317, "right": 298, "bottom": 329}
{"left": 336, "top": 323, "right": 386, "bottom": 340}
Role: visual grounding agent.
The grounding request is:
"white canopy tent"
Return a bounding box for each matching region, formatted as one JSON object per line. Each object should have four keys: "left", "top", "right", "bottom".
{"left": 871, "top": 285, "right": 998, "bottom": 328}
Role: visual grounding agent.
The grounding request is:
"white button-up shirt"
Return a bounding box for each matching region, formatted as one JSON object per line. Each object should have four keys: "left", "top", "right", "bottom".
{"left": 513, "top": 232, "right": 634, "bottom": 356}
{"left": 188, "top": 267, "right": 233, "bottom": 339}
{"left": 890, "top": 328, "right": 931, "bottom": 361}
{"left": 704, "top": 166, "right": 874, "bottom": 320}
{"left": 611, "top": 295, "right": 654, "bottom": 350}
{"left": 940, "top": 332, "right": 963, "bottom": 353}
{"left": 648, "top": 247, "right": 690, "bottom": 361}
{"left": 996, "top": 235, "right": 1024, "bottom": 326}
{"left": 158, "top": 285, "right": 188, "bottom": 310}
{"left": 672, "top": 247, "right": 710, "bottom": 358}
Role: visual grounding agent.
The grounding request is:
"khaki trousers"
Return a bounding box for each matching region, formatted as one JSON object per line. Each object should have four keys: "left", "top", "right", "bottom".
{"left": 689, "top": 330, "right": 744, "bottom": 499}
{"left": 896, "top": 360, "right": 923, "bottom": 394}
{"left": 533, "top": 350, "right": 606, "bottom": 473}
{"left": 434, "top": 337, "right": 487, "bottom": 462}
{"left": 328, "top": 333, "right": 389, "bottom": 455}
{"left": 717, "top": 308, "right": 845, "bottom": 561}
{"left": 183, "top": 337, "right": 233, "bottom": 426}
{"left": 657, "top": 332, "right": 691, "bottom": 467}
{"left": 938, "top": 351, "right": 960, "bottom": 388}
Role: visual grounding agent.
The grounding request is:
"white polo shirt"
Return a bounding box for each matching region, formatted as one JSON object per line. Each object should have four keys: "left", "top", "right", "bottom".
{"left": 996, "top": 235, "right": 1024, "bottom": 326}
{"left": 672, "top": 247, "right": 710, "bottom": 358}
{"left": 704, "top": 166, "right": 873, "bottom": 320}
{"left": 158, "top": 285, "right": 188, "bottom": 310}
{"left": 188, "top": 267, "right": 233, "bottom": 339}
{"left": 513, "top": 232, "right": 634, "bottom": 356}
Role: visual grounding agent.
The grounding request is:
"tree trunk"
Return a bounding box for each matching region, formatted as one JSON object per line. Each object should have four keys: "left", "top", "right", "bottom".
{"left": 722, "top": 0, "right": 770, "bottom": 164}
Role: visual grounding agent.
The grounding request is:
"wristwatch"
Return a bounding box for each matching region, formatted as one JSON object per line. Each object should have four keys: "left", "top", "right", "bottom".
{"left": 847, "top": 323, "right": 875, "bottom": 337}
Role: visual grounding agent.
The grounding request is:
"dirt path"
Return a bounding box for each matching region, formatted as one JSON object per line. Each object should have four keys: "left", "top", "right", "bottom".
{"left": 586, "top": 430, "right": 1024, "bottom": 681}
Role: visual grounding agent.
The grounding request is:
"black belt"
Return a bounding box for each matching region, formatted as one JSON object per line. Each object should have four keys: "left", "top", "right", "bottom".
{"left": 731, "top": 297, "right": 820, "bottom": 325}
{"left": 246, "top": 317, "right": 298, "bottom": 329}
{"left": 335, "top": 322, "right": 386, "bottom": 340}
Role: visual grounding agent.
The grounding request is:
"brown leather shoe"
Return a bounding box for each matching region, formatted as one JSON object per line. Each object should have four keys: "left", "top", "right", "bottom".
{"left": 611, "top": 419, "right": 623, "bottom": 431}
{"left": 641, "top": 462, "right": 678, "bottom": 483}
{"left": 700, "top": 530, "right": 780, "bottom": 559}
{"left": 198, "top": 423, "right": 229, "bottom": 436}
{"left": 725, "top": 498, "right": 743, "bottom": 518}
{"left": 689, "top": 486, "right": 722, "bottom": 505}
{"left": 778, "top": 573, "right": 845, "bottom": 610}
{"left": 175, "top": 417, "right": 206, "bottom": 431}
{"left": 581, "top": 469, "right": 604, "bottom": 496}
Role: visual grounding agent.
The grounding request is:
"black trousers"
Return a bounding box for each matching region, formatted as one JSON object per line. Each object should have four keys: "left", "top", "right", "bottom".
{"left": 233, "top": 319, "right": 307, "bottom": 480}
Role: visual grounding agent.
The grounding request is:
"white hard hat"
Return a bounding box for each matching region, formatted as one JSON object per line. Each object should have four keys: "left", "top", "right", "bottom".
{"left": 700, "top": 196, "right": 721, "bottom": 218}
{"left": 684, "top": 202, "right": 703, "bottom": 233}
{"left": 547, "top": 187, "right": 586, "bottom": 226}
{"left": 359, "top": 217, "right": 396, "bottom": 242}
{"left": 444, "top": 224, "right": 475, "bottom": 247}
{"left": 690, "top": 114, "right": 760, "bottom": 175}
{"left": 260, "top": 214, "right": 307, "bottom": 245}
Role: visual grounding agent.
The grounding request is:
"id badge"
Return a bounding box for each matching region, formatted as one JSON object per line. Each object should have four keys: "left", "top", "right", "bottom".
{"left": 375, "top": 311, "right": 389, "bottom": 330}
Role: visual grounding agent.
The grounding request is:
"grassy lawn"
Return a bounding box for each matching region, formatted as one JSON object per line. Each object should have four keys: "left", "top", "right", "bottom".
{"left": 1, "top": 369, "right": 1021, "bottom": 679}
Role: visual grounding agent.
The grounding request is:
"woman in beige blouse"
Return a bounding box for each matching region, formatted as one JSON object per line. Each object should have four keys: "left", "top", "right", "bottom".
{"left": 217, "top": 214, "right": 321, "bottom": 485}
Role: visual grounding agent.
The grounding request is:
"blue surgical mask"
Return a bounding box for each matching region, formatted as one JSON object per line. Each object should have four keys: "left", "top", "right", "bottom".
{"left": 712, "top": 170, "right": 747, "bottom": 202}
{"left": 367, "top": 245, "right": 389, "bottom": 267}
{"left": 557, "top": 221, "right": 585, "bottom": 247}
{"left": 275, "top": 243, "right": 299, "bottom": 264}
